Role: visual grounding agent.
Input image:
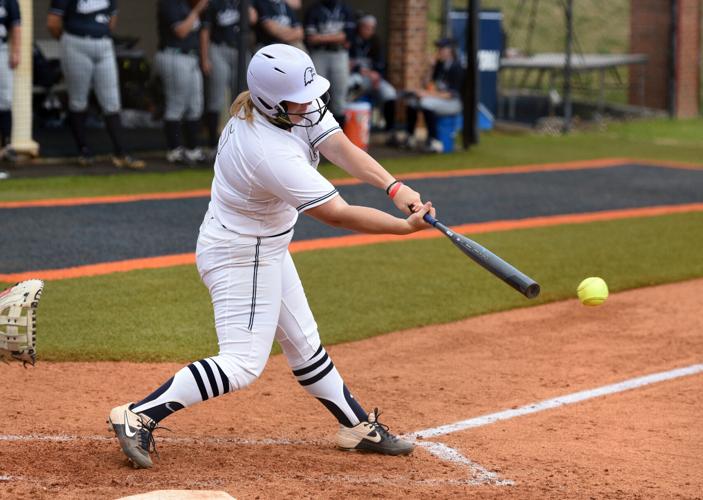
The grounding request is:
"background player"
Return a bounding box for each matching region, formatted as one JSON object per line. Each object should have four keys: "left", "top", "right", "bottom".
{"left": 47, "top": 0, "right": 144, "bottom": 169}
{"left": 200, "top": 0, "right": 257, "bottom": 156}
{"left": 253, "top": 0, "right": 303, "bottom": 50}
{"left": 348, "top": 14, "right": 398, "bottom": 138}
{"left": 155, "top": 0, "right": 208, "bottom": 165}
{"left": 0, "top": 0, "right": 21, "bottom": 166}
{"left": 304, "top": 0, "right": 355, "bottom": 126}
{"left": 400, "top": 37, "right": 464, "bottom": 153}
{"left": 108, "top": 44, "right": 433, "bottom": 469}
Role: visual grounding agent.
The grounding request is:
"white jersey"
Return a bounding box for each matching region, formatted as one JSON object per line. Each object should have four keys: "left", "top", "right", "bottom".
{"left": 209, "top": 105, "right": 342, "bottom": 236}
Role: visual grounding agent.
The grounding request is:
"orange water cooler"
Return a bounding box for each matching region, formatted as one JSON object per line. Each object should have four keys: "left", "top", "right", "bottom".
{"left": 343, "top": 102, "right": 371, "bottom": 151}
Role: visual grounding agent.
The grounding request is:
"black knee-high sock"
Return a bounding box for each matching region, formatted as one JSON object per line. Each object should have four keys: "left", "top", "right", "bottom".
{"left": 383, "top": 100, "right": 396, "bottom": 132}
{"left": 0, "top": 111, "right": 11, "bottom": 147}
{"left": 164, "top": 120, "right": 181, "bottom": 150}
{"left": 205, "top": 112, "right": 220, "bottom": 148}
{"left": 104, "top": 113, "right": 125, "bottom": 157}
{"left": 183, "top": 120, "right": 200, "bottom": 150}
{"left": 406, "top": 106, "right": 418, "bottom": 135}
{"left": 423, "top": 109, "right": 438, "bottom": 142}
{"left": 131, "top": 358, "right": 232, "bottom": 423}
{"left": 68, "top": 111, "right": 89, "bottom": 154}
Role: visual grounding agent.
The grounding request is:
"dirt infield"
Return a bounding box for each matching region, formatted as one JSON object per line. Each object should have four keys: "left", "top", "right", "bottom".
{"left": 1, "top": 279, "right": 702, "bottom": 499}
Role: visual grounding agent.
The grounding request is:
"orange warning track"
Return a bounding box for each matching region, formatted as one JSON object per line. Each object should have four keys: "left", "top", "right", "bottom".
{"left": 2, "top": 158, "right": 699, "bottom": 209}
{"left": 3, "top": 202, "right": 702, "bottom": 283}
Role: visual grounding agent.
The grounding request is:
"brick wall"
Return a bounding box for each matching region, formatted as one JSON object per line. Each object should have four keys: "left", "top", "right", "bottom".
{"left": 675, "top": 0, "right": 701, "bottom": 117}
{"left": 629, "top": 0, "right": 701, "bottom": 117}
{"left": 387, "top": 0, "right": 428, "bottom": 92}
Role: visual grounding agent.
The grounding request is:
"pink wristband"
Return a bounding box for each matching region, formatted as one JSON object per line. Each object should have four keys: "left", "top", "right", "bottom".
{"left": 388, "top": 181, "right": 403, "bottom": 199}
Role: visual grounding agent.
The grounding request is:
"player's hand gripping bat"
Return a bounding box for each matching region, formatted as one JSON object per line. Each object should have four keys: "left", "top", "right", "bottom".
{"left": 423, "top": 213, "right": 540, "bottom": 299}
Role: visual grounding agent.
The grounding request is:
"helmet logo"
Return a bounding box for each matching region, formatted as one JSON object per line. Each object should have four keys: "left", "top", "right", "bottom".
{"left": 304, "top": 67, "right": 316, "bottom": 86}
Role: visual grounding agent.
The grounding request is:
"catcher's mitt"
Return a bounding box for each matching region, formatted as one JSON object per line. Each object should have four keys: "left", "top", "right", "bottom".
{"left": 0, "top": 280, "right": 44, "bottom": 366}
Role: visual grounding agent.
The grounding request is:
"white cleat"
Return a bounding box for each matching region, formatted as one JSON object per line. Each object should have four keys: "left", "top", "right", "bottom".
{"left": 336, "top": 408, "right": 414, "bottom": 456}
{"left": 108, "top": 403, "right": 159, "bottom": 468}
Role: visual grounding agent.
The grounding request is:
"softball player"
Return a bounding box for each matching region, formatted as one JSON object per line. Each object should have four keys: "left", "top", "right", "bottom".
{"left": 304, "top": 0, "right": 355, "bottom": 125}
{"left": 156, "top": 0, "right": 209, "bottom": 165}
{"left": 253, "top": 0, "right": 304, "bottom": 49}
{"left": 201, "top": 0, "right": 257, "bottom": 153}
{"left": 47, "top": 0, "right": 144, "bottom": 169}
{"left": 109, "top": 44, "right": 434, "bottom": 469}
{"left": 348, "top": 15, "right": 398, "bottom": 134}
{"left": 0, "top": 0, "right": 20, "bottom": 164}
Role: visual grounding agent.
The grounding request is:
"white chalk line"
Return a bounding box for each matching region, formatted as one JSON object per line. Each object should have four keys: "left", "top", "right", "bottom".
{"left": 0, "top": 434, "right": 315, "bottom": 447}
{"left": 2, "top": 363, "right": 700, "bottom": 488}
{"left": 414, "top": 363, "right": 703, "bottom": 439}
{"left": 415, "top": 441, "right": 514, "bottom": 486}
{"left": 408, "top": 362, "right": 703, "bottom": 486}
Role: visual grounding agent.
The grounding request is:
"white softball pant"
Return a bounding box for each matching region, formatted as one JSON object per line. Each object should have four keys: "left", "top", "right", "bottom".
{"left": 60, "top": 33, "right": 121, "bottom": 113}
{"left": 154, "top": 49, "right": 204, "bottom": 121}
{"left": 195, "top": 212, "right": 321, "bottom": 389}
{"left": 0, "top": 44, "right": 12, "bottom": 110}
{"left": 207, "top": 43, "right": 242, "bottom": 114}
{"left": 310, "top": 49, "right": 349, "bottom": 118}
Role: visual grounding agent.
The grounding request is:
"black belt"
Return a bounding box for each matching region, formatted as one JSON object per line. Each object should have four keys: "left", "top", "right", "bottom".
{"left": 65, "top": 31, "right": 110, "bottom": 40}
{"left": 314, "top": 45, "right": 345, "bottom": 52}
{"left": 212, "top": 40, "right": 238, "bottom": 48}
{"left": 215, "top": 217, "right": 294, "bottom": 238}
{"left": 160, "top": 46, "right": 197, "bottom": 56}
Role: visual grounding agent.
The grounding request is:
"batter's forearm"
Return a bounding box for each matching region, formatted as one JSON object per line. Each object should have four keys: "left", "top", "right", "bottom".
{"left": 319, "top": 133, "right": 394, "bottom": 190}
{"left": 309, "top": 204, "right": 410, "bottom": 235}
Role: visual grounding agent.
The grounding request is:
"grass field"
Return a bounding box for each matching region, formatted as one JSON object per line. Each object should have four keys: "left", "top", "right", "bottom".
{"left": 2, "top": 118, "right": 702, "bottom": 362}
{"left": 4, "top": 211, "right": 702, "bottom": 362}
{"left": 1, "top": 118, "right": 702, "bottom": 202}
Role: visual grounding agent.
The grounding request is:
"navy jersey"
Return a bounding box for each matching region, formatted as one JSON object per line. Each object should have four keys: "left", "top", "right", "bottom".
{"left": 304, "top": 0, "right": 355, "bottom": 49}
{"left": 432, "top": 59, "right": 464, "bottom": 96}
{"left": 157, "top": 0, "right": 203, "bottom": 52}
{"left": 0, "top": 0, "right": 20, "bottom": 44}
{"left": 253, "top": 0, "right": 299, "bottom": 46}
{"left": 348, "top": 33, "right": 385, "bottom": 75}
{"left": 207, "top": 0, "right": 240, "bottom": 46}
{"left": 49, "top": 0, "right": 116, "bottom": 38}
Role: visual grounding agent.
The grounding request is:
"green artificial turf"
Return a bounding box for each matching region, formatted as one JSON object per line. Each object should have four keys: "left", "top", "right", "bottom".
{"left": 1, "top": 118, "right": 701, "bottom": 203}
{"left": 7, "top": 211, "right": 702, "bottom": 362}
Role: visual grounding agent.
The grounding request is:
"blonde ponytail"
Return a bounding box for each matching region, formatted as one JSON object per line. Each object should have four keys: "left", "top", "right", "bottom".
{"left": 230, "top": 91, "right": 256, "bottom": 122}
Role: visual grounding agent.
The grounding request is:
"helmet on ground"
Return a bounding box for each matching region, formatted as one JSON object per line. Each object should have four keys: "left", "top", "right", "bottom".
{"left": 247, "top": 44, "right": 331, "bottom": 128}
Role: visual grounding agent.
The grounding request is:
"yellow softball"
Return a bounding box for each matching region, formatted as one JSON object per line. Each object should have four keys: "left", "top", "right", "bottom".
{"left": 577, "top": 277, "right": 609, "bottom": 306}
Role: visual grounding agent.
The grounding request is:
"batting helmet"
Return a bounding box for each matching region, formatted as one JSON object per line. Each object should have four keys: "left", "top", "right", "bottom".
{"left": 247, "top": 44, "right": 331, "bottom": 128}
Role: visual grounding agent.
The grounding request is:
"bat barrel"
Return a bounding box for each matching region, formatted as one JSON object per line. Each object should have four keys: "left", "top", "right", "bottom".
{"left": 425, "top": 214, "right": 541, "bottom": 299}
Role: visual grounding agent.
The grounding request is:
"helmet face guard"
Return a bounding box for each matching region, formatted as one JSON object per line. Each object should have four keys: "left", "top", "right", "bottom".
{"left": 272, "top": 93, "right": 330, "bottom": 129}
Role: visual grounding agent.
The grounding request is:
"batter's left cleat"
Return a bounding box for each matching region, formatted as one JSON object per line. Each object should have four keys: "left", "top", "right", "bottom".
{"left": 108, "top": 403, "right": 159, "bottom": 468}
{"left": 336, "top": 408, "right": 414, "bottom": 456}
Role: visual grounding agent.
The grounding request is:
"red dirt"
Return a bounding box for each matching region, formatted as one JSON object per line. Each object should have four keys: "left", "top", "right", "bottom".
{"left": 1, "top": 279, "right": 702, "bottom": 499}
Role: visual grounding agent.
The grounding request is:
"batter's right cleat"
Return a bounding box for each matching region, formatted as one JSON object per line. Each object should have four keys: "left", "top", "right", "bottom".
{"left": 108, "top": 403, "right": 159, "bottom": 468}
{"left": 336, "top": 408, "right": 414, "bottom": 456}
